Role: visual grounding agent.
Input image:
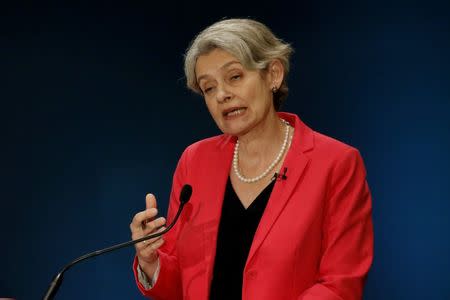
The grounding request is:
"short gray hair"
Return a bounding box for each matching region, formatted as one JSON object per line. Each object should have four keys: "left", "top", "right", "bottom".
{"left": 184, "top": 18, "right": 294, "bottom": 110}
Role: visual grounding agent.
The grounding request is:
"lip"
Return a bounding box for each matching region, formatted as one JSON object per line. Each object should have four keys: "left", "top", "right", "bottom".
{"left": 222, "top": 106, "right": 247, "bottom": 116}
{"left": 222, "top": 107, "right": 247, "bottom": 120}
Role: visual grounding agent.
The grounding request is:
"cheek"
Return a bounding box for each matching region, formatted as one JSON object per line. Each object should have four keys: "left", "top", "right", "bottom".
{"left": 241, "top": 80, "right": 268, "bottom": 106}
{"left": 204, "top": 99, "right": 220, "bottom": 119}
{"left": 204, "top": 98, "right": 213, "bottom": 111}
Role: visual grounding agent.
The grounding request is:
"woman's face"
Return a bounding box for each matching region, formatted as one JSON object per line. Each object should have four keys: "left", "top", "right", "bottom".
{"left": 195, "top": 48, "right": 276, "bottom": 137}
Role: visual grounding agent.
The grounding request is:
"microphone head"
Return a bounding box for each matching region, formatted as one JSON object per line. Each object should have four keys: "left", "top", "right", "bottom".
{"left": 179, "top": 184, "right": 193, "bottom": 205}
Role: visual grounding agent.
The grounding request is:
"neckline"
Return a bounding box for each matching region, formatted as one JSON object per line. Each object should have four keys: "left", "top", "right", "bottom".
{"left": 227, "top": 176, "right": 276, "bottom": 211}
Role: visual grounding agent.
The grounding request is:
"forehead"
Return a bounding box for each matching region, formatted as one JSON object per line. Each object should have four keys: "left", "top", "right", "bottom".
{"left": 195, "top": 49, "right": 241, "bottom": 80}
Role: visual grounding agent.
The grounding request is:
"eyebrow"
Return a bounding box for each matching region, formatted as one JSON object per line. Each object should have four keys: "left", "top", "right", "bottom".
{"left": 196, "top": 60, "right": 241, "bottom": 84}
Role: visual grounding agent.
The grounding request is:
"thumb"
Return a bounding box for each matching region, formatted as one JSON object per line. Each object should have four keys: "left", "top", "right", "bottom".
{"left": 145, "top": 193, "right": 157, "bottom": 210}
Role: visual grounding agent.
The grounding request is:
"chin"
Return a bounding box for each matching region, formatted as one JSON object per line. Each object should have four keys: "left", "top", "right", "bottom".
{"left": 221, "top": 125, "right": 249, "bottom": 137}
{"left": 216, "top": 117, "right": 253, "bottom": 136}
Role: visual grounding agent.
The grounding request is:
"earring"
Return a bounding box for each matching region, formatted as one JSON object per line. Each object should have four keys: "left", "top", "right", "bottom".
{"left": 272, "top": 86, "right": 278, "bottom": 93}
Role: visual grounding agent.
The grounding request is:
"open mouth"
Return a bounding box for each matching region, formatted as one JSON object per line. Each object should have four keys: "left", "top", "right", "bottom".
{"left": 223, "top": 107, "right": 247, "bottom": 118}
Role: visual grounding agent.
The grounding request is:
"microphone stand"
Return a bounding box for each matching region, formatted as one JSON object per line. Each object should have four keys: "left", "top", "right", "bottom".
{"left": 43, "top": 197, "right": 187, "bottom": 300}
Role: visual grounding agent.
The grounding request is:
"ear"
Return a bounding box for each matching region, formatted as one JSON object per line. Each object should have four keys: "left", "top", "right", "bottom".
{"left": 266, "top": 59, "right": 285, "bottom": 90}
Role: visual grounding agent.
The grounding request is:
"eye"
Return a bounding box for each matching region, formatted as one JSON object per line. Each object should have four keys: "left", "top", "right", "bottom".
{"left": 203, "top": 86, "right": 215, "bottom": 94}
{"left": 230, "top": 74, "right": 241, "bottom": 81}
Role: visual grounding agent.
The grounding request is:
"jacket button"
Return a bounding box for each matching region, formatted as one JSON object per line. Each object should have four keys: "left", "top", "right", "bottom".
{"left": 247, "top": 270, "right": 257, "bottom": 280}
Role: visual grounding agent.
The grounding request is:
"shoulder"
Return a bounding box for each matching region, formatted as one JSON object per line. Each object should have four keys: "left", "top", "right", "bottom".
{"left": 309, "top": 130, "right": 366, "bottom": 177}
{"left": 282, "top": 111, "right": 361, "bottom": 161}
{"left": 292, "top": 113, "right": 365, "bottom": 174}
{"left": 172, "top": 134, "right": 233, "bottom": 181}
{"left": 312, "top": 130, "right": 359, "bottom": 157}
{"left": 186, "top": 134, "right": 231, "bottom": 153}
{"left": 178, "top": 134, "right": 233, "bottom": 164}
{"left": 288, "top": 111, "right": 361, "bottom": 161}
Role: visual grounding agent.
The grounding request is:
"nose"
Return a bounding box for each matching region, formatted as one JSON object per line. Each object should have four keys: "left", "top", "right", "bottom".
{"left": 216, "top": 83, "right": 232, "bottom": 103}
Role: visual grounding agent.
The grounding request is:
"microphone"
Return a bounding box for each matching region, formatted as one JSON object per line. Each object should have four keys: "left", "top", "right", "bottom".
{"left": 273, "top": 167, "right": 288, "bottom": 181}
{"left": 43, "top": 184, "right": 193, "bottom": 300}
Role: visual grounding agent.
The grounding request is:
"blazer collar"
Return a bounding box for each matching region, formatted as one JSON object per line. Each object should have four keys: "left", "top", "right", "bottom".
{"left": 278, "top": 112, "right": 314, "bottom": 154}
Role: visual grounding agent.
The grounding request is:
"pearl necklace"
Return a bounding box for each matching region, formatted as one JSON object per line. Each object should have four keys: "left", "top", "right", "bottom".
{"left": 233, "top": 119, "right": 291, "bottom": 183}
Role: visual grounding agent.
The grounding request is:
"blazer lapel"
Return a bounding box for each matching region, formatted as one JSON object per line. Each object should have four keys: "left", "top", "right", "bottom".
{"left": 246, "top": 113, "right": 314, "bottom": 267}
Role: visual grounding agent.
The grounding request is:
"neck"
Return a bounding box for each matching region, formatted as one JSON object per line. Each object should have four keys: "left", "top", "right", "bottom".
{"left": 237, "top": 111, "right": 285, "bottom": 160}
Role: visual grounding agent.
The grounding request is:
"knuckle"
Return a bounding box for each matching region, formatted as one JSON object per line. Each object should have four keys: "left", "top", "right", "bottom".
{"left": 132, "top": 214, "right": 140, "bottom": 225}
{"left": 137, "top": 211, "right": 146, "bottom": 221}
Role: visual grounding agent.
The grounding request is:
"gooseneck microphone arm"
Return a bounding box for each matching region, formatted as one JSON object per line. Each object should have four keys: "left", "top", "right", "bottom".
{"left": 43, "top": 184, "right": 192, "bottom": 300}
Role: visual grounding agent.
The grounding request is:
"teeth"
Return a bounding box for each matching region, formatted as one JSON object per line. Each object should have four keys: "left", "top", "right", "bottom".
{"left": 227, "top": 108, "right": 245, "bottom": 117}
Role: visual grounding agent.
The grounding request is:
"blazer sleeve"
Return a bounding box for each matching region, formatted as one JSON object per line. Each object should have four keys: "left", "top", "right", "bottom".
{"left": 133, "top": 147, "right": 190, "bottom": 300}
{"left": 298, "top": 148, "right": 374, "bottom": 300}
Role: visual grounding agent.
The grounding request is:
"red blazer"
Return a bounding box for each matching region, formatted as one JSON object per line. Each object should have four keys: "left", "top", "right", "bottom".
{"left": 134, "top": 112, "right": 374, "bottom": 300}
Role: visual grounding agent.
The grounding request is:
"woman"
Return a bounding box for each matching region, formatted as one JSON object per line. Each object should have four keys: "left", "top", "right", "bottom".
{"left": 130, "top": 18, "right": 373, "bottom": 300}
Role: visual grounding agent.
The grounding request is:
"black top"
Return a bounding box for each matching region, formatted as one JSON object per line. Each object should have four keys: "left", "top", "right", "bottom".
{"left": 209, "top": 177, "right": 276, "bottom": 300}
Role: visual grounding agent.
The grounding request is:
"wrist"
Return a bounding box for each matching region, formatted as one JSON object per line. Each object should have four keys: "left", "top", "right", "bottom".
{"left": 138, "top": 256, "right": 160, "bottom": 279}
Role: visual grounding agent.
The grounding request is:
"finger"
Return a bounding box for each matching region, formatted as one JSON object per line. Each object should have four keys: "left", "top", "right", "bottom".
{"left": 142, "top": 194, "right": 158, "bottom": 229}
{"left": 136, "top": 236, "right": 163, "bottom": 252}
{"left": 145, "top": 193, "right": 157, "bottom": 210}
{"left": 140, "top": 238, "right": 165, "bottom": 259}
{"left": 136, "top": 232, "right": 164, "bottom": 265}
{"left": 149, "top": 238, "right": 165, "bottom": 251}
{"left": 134, "top": 225, "right": 166, "bottom": 251}
{"left": 143, "top": 225, "right": 166, "bottom": 244}
{"left": 130, "top": 208, "right": 158, "bottom": 231}
{"left": 137, "top": 242, "right": 158, "bottom": 262}
{"left": 142, "top": 217, "right": 166, "bottom": 235}
{"left": 141, "top": 215, "right": 165, "bottom": 233}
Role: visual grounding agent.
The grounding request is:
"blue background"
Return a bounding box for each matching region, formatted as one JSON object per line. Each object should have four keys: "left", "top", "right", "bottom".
{"left": 1, "top": 1, "right": 449, "bottom": 299}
